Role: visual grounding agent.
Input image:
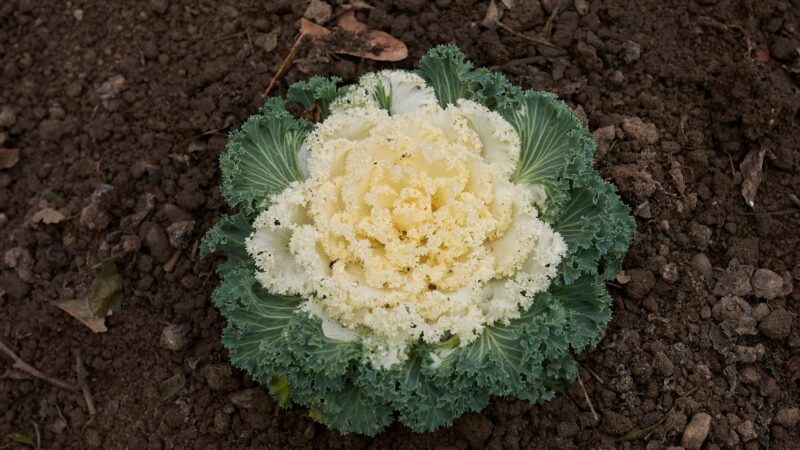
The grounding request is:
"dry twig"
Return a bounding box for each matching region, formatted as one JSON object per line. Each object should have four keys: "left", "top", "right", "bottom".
{"left": 163, "top": 248, "right": 182, "bottom": 273}
{"left": 541, "top": 3, "right": 560, "bottom": 38}
{"left": 577, "top": 372, "right": 598, "bottom": 422}
{"left": 0, "top": 339, "right": 80, "bottom": 393}
{"left": 76, "top": 352, "right": 97, "bottom": 417}
{"left": 264, "top": 33, "right": 306, "bottom": 97}
{"left": 789, "top": 194, "right": 800, "bottom": 209}
{"left": 496, "top": 21, "right": 562, "bottom": 49}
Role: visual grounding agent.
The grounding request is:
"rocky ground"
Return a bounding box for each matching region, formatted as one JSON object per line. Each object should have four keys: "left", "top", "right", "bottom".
{"left": 1, "top": 0, "right": 799, "bottom": 449}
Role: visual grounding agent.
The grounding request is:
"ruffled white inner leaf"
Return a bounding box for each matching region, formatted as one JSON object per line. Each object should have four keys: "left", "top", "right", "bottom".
{"left": 249, "top": 74, "right": 566, "bottom": 369}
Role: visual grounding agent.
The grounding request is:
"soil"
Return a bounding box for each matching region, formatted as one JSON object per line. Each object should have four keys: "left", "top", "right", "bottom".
{"left": 1, "top": 0, "right": 800, "bottom": 449}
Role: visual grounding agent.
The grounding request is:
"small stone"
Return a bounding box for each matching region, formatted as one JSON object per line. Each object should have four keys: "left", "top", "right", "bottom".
{"left": 682, "top": 413, "right": 711, "bottom": 450}
{"left": 753, "top": 303, "right": 770, "bottom": 321}
{"left": 4, "top": 247, "right": 34, "bottom": 283}
{"left": 734, "top": 344, "right": 765, "bottom": 363}
{"left": 760, "top": 376, "right": 781, "bottom": 398}
{"left": 304, "top": 0, "right": 332, "bottom": 24}
{"left": 121, "top": 235, "right": 140, "bottom": 252}
{"left": 150, "top": 0, "right": 168, "bottom": 15}
{"left": 712, "top": 296, "right": 757, "bottom": 336}
{"left": 736, "top": 420, "right": 757, "bottom": 442}
{"left": 713, "top": 259, "right": 754, "bottom": 297}
{"left": 593, "top": 125, "right": 616, "bottom": 159}
{"left": 635, "top": 201, "right": 652, "bottom": 219}
{"left": 166, "top": 220, "right": 195, "bottom": 249}
{"left": 610, "top": 164, "right": 657, "bottom": 201}
{"left": 228, "top": 388, "right": 269, "bottom": 410}
{"left": 204, "top": 364, "right": 238, "bottom": 391}
{"left": 622, "top": 41, "right": 641, "bottom": 64}
{"left": 739, "top": 366, "right": 761, "bottom": 384}
{"left": 160, "top": 323, "right": 193, "bottom": 351}
{"left": 143, "top": 223, "right": 173, "bottom": 263}
{"left": 254, "top": 30, "right": 279, "bottom": 52}
{"left": 695, "top": 364, "right": 712, "bottom": 380}
{"left": 213, "top": 409, "right": 231, "bottom": 434}
{"left": 662, "top": 262, "right": 679, "bottom": 282}
{"left": 0, "top": 107, "right": 16, "bottom": 128}
{"left": 751, "top": 268, "right": 784, "bottom": 299}
{"left": 758, "top": 308, "right": 792, "bottom": 340}
{"left": 690, "top": 253, "right": 712, "bottom": 279}
{"left": 642, "top": 296, "right": 659, "bottom": 312}
{"left": 774, "top": 408, "right": 800, "bottom": 427}
{"left": 79, "top": 202, "right": 112, "bottom": 231}
{"left": 653, "top": 351, "right": 674, "bottom": 376}
{"left": 621, "top": 117, "right": 659, "bottom": 144}
{"left": 625, "top": 268, "right": 656, "bottom": 299}
{"left": 601, "top": 411, "right": 632, "bottom": 435}
{"left": 96, "top": 75, "right": 126, "bottom": 101}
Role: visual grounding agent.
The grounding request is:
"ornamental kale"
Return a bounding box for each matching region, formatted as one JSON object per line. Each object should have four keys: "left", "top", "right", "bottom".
{"left": 202, "top": 45, "right": 635, "bottom": 435}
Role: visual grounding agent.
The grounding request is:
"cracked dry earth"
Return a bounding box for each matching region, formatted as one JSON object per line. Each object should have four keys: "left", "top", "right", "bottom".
{"left": 1, "top": 0, "right": 799, "bottom": 449}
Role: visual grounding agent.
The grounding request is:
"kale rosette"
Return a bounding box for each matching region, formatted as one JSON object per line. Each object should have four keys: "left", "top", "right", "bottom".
{"left": 202, "top": 45, "right": 635, "bottom": 435}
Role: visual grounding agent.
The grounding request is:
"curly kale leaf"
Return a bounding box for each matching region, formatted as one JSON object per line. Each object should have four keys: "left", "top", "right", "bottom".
{"left": 220, "top": 98, "right": 312, "bottom": 215}
{"left": 287, "top": 76, "right": 348, "bottom": 120}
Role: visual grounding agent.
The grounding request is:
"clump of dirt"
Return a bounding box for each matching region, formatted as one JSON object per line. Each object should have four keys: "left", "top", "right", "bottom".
{"left": 1, "top": 0, "right": 799, "bottom": 449}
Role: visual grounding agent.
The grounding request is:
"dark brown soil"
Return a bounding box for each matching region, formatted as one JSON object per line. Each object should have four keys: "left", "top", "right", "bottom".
{"left": 2, "top": 0, "right": 800, "bottom": 448}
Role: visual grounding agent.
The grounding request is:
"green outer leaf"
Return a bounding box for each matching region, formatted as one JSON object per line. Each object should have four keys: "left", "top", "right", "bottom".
{"left": 417, "top": 45, "right": 476, "bottom": 107}
{"left": 287, "top": 76, "right": 347, "bottom": 119}
{"left": 220, "top": 98, "right": 312, "bottom": 215}
{"left": 549, "top": 275, "right": 612, "bottom": 352}
{"left": 500, "top": 91, "right": 594, "bottom": 214}
{"left": 417, "top": 45, "right": 521, "bottom": 111}
{"left": 200, "top": 212, "right": 252, "bottom": 276}
{"left": 213, "top": 263, "right": 301, "bottom": 376}
{"left": 552, "top": 172, "right": 635, "bottom": 282}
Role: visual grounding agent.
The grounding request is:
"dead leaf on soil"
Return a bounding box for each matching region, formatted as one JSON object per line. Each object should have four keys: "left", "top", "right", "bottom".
{"left": 159, "top": 372, "right": 186, "bottom": 400}
{"left": 300, "top": 17, "right": 331, "bottom": 38}
{"left": 740, "top": 148, "right": 766, "bottom": 208}
{"left": 300, "top": 13, "right": 407, "bottom": 62}
{"left": 335, "top": 11, "right": 407, "bottom": 61}
{"left": 31, "top": 208, "right": 66, "bottom": 225}
{"left": 54, "top": 261, "right": 123, "bottom": 333}
{"left": 482, "top": 0, "right": 502, "bottom": 29}
{"left": 0, "top": 148, "right": 20, "bottom": 169}
{"left": 301, "top": 103, "right": 323, "bottom": 122}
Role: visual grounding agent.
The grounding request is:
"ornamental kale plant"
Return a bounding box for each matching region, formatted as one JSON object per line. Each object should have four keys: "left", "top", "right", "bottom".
{"left": 202, "top": 45, "right": 635, "bottom": 435}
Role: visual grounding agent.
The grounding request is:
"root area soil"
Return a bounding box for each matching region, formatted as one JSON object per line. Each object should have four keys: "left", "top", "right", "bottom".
{"left": 1, "top": 0, "right": 800, "bottom": 449}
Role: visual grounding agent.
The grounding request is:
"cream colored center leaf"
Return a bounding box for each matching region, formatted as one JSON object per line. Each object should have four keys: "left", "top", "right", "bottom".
{"left": 246, "top": 73, "right": 566, "bottom": 368}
